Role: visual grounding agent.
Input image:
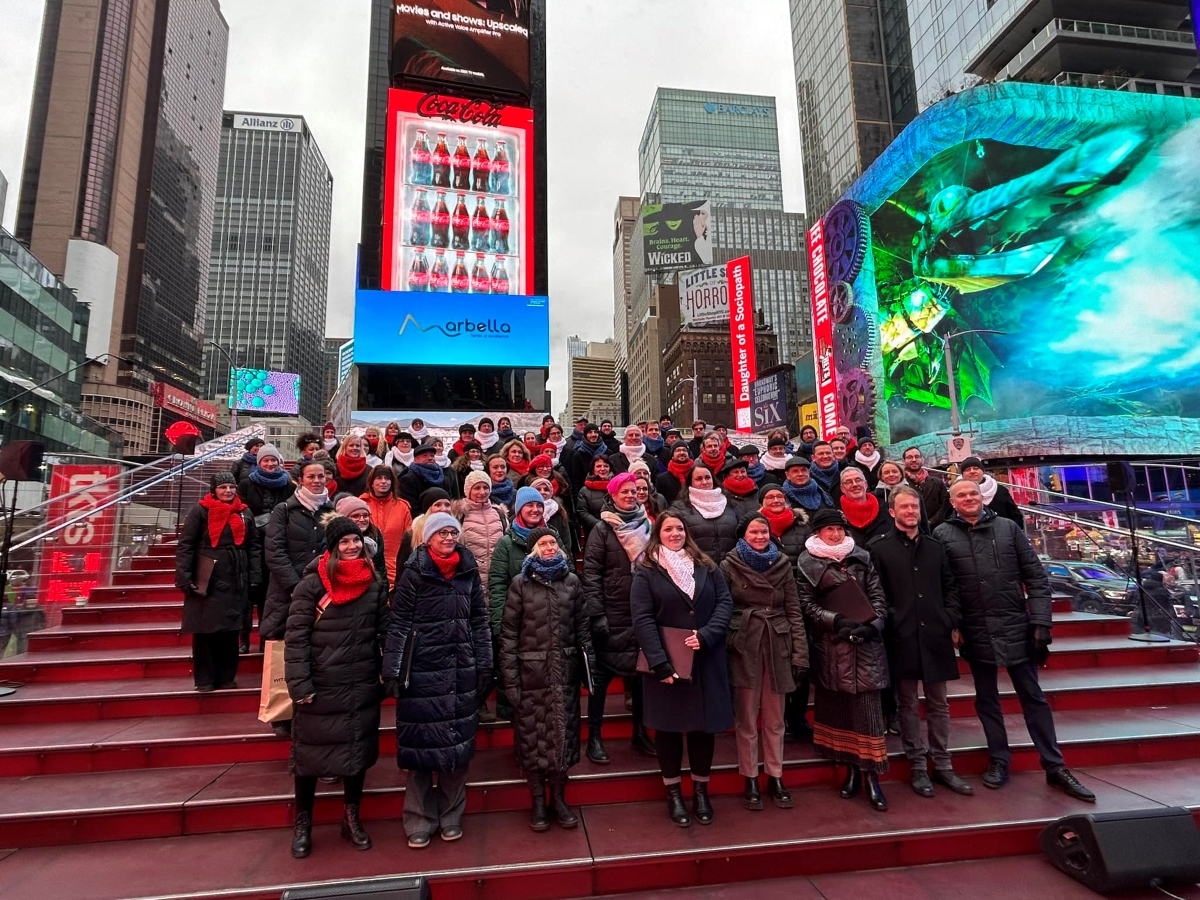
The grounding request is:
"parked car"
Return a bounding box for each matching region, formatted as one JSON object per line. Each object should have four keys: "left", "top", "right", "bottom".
{"left": 1043, "top": 561, "right": 1137, "bottom": 616}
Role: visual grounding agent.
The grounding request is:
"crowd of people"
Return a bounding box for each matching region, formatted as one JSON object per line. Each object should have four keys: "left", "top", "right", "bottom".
{"left": 173, "top": 415, "right": 1097, "bottom": 859}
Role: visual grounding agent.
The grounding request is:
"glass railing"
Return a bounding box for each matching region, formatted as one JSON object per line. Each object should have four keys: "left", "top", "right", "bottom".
{"left": 1001, "top": 18, "right": 1197, "bottom": 81}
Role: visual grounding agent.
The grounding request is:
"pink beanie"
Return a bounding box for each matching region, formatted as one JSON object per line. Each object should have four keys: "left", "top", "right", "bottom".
{"left": 607, "top": 472, "right": 638, "bottom": 497}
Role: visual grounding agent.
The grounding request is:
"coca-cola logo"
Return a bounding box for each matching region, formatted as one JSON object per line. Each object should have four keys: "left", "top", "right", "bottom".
{"left": 491, "top": 159, "right": 511, "bottom": 173}
{"left": 417, "top": 92, "right": 506, "bottom": 128}
{"left": 493, "top": 219, "right": 510, "bottom": 233}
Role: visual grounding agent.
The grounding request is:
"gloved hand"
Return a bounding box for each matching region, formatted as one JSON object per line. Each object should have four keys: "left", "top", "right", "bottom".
{"left": 792, "top": 666, "right": 808, "bottom": 683}
{"left": 833, "top": 615, "right": 859, "bottom": 632}
{"left": 475, "top": 670, "right": 495, "bottom": 704}
{"left": 383, "top": 678, "right": 401, "bottom": 699}
{"left": 652, "top": 661, "right": 677, "bottom": 682}
{"left": 1032, "top": 625, "right": 1052, "bottom": 649}
{"left": 836, "top": 626, "right": 855, "bottom": 643}
{"left": 590, "top": 615, "right": 610, "bottom": 645}
{"left": 850, "top": 623, "right": 877, "bottom": 643}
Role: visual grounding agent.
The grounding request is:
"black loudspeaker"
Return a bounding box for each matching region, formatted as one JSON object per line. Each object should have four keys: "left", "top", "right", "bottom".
{"left": 171, "top": 433, "right": 199, "bottom": 455}
{"left": 1107, "top": 460, "right": 1136, "bottom": 495}
{"left": 1039, "top": 807, "right": 1200, "bottom": 893}
{"left": 281, "top": 876, "right": 432, "bottom": 900}
{"left": 0, "top": 441, "right": 45, "bottom": 481}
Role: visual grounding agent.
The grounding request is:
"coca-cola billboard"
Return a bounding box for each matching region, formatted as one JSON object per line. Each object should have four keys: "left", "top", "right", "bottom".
{"left": 382, "top": 87, "right": 533, "bottom": 297}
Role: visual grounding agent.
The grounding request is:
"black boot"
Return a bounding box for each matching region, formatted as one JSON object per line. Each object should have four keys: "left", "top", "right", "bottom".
{"left": 239, "top": 632, "right": 251, "bottom": 655}
{"left": 630, "top": 722, "right": 657, "bottom": 757}
{"left": 340, "top": 803, "right": 372, "bottom": 850}
{"left": 665, "top": 784, "right": 691, "bottom": 827}
{"left": 549, "top": 779, "right": 578, "bottom": 828}
{"left": 291, "top": 810, "right": 312, "bottom": 858}
{"left": 767, "top": 776, "right": 794, "bottom": 809}
{"left": 692, "top": 782, "right": 713, "bottom": 825}
{"left": 865, "top": 772, "right": 888, "bottom": 811}
{"left": 586, "top": 729, "right": 610, "bottom": 765}
{"left": 743, "top": 775, "right": 764, "bottom": 811}
{"left": 839, "top": 765, "right": 862, "bottom": 799}
{"left": 528, "top": 778, "right": 550, "bottom": 832}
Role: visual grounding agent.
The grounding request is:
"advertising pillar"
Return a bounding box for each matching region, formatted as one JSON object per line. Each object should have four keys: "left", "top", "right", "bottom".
{"left": 726, "top": 256, "right": 758, "bottom": 433}
{"left": 807, "top": 220, "right": 839, "bottom": 439}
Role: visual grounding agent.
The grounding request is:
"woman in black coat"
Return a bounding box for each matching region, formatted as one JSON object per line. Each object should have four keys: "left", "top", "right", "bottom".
{"left": 757, "top": 484, "right": 813, "bottom": 563}
{"left": 500, "top": 527, "right": 596, "bottom": 832}
{"left": 333, "top": 434, "right": 372, "bottom": 500}
{"left": 837, "top": 467, "right": 892, "bottom": 546}
{"left": 383, "top": 513, "right": 492, "bottom": 849}
{"left": 176, "top": 472, "right": 259, "bottom": 692}
{"left": 670, "top": 465, "right": 738, "bottom": 565}
{"left": 237, "top": 443, "right": 295, "bottom": 653}
{"left": 285, "top": 517, "right": 388, "bottom": 859}
{"left": 574, "top": 454, "right": 612, "bottom": 539}
{"left": 632, "top": 510, "right": 734, "bottom": 828}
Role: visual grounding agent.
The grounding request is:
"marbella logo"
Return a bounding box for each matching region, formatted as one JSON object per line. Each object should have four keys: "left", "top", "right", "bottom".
{"left": 397, "top": 314, "right": 512, "bottom": 338}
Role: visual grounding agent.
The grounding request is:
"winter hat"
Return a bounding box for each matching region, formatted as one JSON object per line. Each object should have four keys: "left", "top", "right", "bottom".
{"left": 736, "top": 512, "right": 770, "bottom": 541}
{"left": 607, "top": 472, "right": 638, "bottom": 497}
{"left": 670, "top": 443, "right": 692, "bottom": 459}
{"left": 758, "top": 484, "right": 786, "bottom": 503}
{"left": 524, "top": 527, "right": 559, "bottom": 552}
{"left": 720, "top": 458, "right": 749, "bottom": 478}
{"left": 513, "top": 486, "right": 544, "bottom": 517}
{"left": 245, "top": 438, "right": 265, "bottom": 452}
{"left": 767, "top": 436, "right": 787, "bottom": 450}
{"left": 393, "top": 431, "right": 415, "bottom": 446}
{"left": 460, "top": 440, "right": 483, "bottom": 455}
{"left": 463, "top": 470, "right": 492, "bottom": 494}
{"left": 459, "top": 423, "right": 477, "bottom": 435}
{"left": 422, "top": 512, "right": 461, "bottom": 539}
{"left": 739, "top": 445, "right": 761, "bottom": 459}
{"left": 961, "top": 456, "right": 984, "bottom": 472}
{"left": 529, "top": 453, "right": 553, "bottom": 469}
{"left": 478, "top": 417, "right": 495, "bottom": 429}
{"left": 784, "top": 456, "right": 811, "bottom": 470}
{"left": 413, "top": 440, "right": 438, "bottom": 460}
{"left": 256, "top": 443, "right": 283, "bottom": 465}
{"left": 530, "top": 477, "right": 554, "bottom": 494}
{"left": 335, "top": 496, "right": 370, "bottom": 518}
{"left": 583, "top": 424, "right": 601, "bottom": 438}
{"left": 210, "top": 471, "right": 237, "bottom": 493}
{"left": 665, "top": 429, "right": 682, "bottom": 439}
{"left": 810, "top": 508, "right": 848, "bottom": 531}
{"left": 629, "top": 459, "right": 652, "bottom": 480}
{"left": 418, "top": 487, "right": 451, "bottom": 513}
{"left": 324, "top": 515, "right": 363, "bottom": 549}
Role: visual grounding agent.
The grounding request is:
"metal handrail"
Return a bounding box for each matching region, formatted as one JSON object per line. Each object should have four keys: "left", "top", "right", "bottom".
{"left": 1018, "top": 504, "right": 1198, "bottom": 555}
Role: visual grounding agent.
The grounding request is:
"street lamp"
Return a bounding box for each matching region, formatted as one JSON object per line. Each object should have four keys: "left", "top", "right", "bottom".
{"left": 942, "top": 329, "right": 1005, "bottom": 436}
{"left": 207, "top": 340, "right": 242, "bottom": 431}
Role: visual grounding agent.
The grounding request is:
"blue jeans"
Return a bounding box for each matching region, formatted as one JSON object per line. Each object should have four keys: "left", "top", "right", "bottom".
{"left": 968, "top": 658, "right": 1065, "bottom": 772}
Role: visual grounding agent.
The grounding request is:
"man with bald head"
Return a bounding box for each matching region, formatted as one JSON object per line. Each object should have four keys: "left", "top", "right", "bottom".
{"left": 934, "top": 480, "right": 1095, "bottom": 802}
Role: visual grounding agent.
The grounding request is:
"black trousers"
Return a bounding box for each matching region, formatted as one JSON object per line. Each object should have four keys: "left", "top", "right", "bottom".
{"left": 655, "top": 731, "right": 715, "bottom": 781}
{"left": 968, "top": 658, "right": 1065, "bottom": 771}
{"left": 588, "top": 667, "right": 642, "bottom": 732}
{"left": 295, "top": 771, "right": 366, "bottom": 816}
{"left": 784, "top": 670, "right": 811, "bottom": 733}
{"left": 192, "top": 632, "right": 239, "bottom": 688}
{"left": 243, "top": 581, "right": 267, "bottom": 636}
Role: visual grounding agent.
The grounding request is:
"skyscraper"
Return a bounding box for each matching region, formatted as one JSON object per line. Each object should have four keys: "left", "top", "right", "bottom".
{"left": 566, "top": 340, "right": 616, "bottom": 423}
{"left": 612, "top": 195, "right": 640, "bottom": 420}
{"left": 202, "top": 112, "right": 333, "bottom": 424}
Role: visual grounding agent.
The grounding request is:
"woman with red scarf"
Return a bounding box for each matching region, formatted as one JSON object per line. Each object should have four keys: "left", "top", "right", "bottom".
{"left": 720, "top": 458, "right": 760, "bottom": 523}
{"left": 574, "top": 454, "right": 612, "bottom": 538}
{"left": 757, "top": 484, "right": 812, "bottom": 562}
{"left": 501, "top": 439, "right": 532, "bottom": 479}
{"left": 285, "top": 516, "right": 389, "bottom": 858}
{"left": 176, "top": 472, "right": 259, "bottom": 692}
{"left": 335, "top": 435, "right": 372, "bottom": 499}
{"left": 838, "top": 468, "right": 891, "bottom": 545}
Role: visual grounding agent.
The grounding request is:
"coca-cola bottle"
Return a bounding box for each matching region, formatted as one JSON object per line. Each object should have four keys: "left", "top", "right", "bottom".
{"left": 471, "top": 196, "right": 491, "bottom": 252}
{"left": 429, "top": 249, "right": 450, "bottom": 292}
{"left": 410, "top": 130, "right": 432, "bottom": 186}
{"left": 471, "top": 138, "right": 491, "bottom": 193}
{"left": 430, "top": 191, "right": 450, "bottom": 249}
{"left": 450, "top": 251, "right": 471, "bottom": 293}
{"left": 452, "top": 136, "right": 472, "bottom": 191}
{"left": 431, "top": 133, "right": 451, "bottom": 188}
{"left": 451, "top": 194, "right": 470, "bottom": 251}
{"left": 491, "top": 199, "right": 510, "bottom": 254}
{"left": 407, "top": 248, "right": 429, "bottom": 291}
{"left": 490, "top": 140, "right": 511, "bottom": 195}
{"left": 470, "top": 253, "right": 490, "bottom": 293}
{"left": 409, "top": 189, "right": 431, "bottom": 246}
{"left": 490, "top": 256, "right": 511, "bottom": 295}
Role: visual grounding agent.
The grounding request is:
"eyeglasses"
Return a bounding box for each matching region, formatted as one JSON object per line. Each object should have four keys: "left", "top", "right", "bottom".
{"left": 433, "top": 529, "right": 459, "bottom": 540}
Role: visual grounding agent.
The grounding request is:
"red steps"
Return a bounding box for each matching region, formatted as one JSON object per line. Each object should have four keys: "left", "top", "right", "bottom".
{"left": 27, "top": 623, "right": 192, "bottom": 652}
{"left": 0, "top": 646, "right": 264, "bottom": 682}
{"left": 110, "top": 568, "right": 176, "bottom": 586}
{"left": 86, "top": 585, "right": 184, "bottom": 604}
{"left": 61, "top": 602, "right": 186, "bottom": 625}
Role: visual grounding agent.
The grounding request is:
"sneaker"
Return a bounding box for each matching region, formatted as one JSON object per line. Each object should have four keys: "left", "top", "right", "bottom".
{"left": 407, "top": 831, "right": 431, "bottom": 849}
{"left": 1047, "top": 767, "right": 1096, "bottom": 803}
{"left": 440, "top": 825, "right": 463, "bottom": 841}
{"left": 981, "top": 760, "right": 1009, "bottom": 789}
{"left": 932, "top": 769, "right": 975, "bottom": 796}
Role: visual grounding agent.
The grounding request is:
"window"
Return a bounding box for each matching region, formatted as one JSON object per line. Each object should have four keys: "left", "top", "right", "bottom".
{"left": 227, "top": 235, "right": 239, "bottom": 253}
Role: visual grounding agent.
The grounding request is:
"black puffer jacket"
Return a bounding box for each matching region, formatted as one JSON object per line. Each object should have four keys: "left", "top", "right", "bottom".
{"left": 285, "top": 557, "right": 388, "bottom": 778}
{"left": 500, "top": 566, "right": 595, "bottom": 776}
{"left": 722, "top": 486, "right": 760, "bottom": 525}
{"left": 934, "top": 508, "right": 1051, "bottom": 667}
{"left": 383, "top": 545, "right": 492, "bottom": 773}
{"left": 773, "top": 508, "right": 814, "bottom": 564}
{"left": 260, "top": 496, "right": 336, "bottom": 640}
{"left": 581, "top": 519, "right": 640, "bottom": 677}
{"left": 670, "top": 494, "right": 739, "bottom": 564}
{"left": 175, "top": 502, "right": 259, "bottom": 634}
{"left": 575, "top": 485, "right": 607, "bottom": 536}
{"left": 238, "top": 477, "right": 295, "bottom": 584}
{"left": 796, "top": 547, "right": 889, "bottom": 694}
{"left": 396, "top": 466, "right": 460, "bottom": 513}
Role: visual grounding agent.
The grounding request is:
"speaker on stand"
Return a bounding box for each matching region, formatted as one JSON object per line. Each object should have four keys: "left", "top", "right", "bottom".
{"left": 0, "top": 440, "right": 44, "bottom": 698}
{"left": 1107, "top": 461, "right": 1171, "bottom": 644}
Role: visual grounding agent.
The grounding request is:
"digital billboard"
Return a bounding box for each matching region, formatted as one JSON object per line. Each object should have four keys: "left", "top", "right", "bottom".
{"left": 750, "top": 371, "right": 789, "bottom": 432}
{"left": 230, "top": 369, "right": 301, "bottom": 415}
{"left": 642, "top": 201, "right": 712, "bottom": 271}
{"left": 727, "top": 256, "right": 758, "bottom": 433}
{"left": 392, "top": 1, "right": 531, "bottom": 97}
{"left": 679, "top": 265, "right": 728, "bottom": 326}
{"left": 382, "top": 88, "right": 533, "bottom": 298}
{"left": 353, "top": 289, "right": 549, "bottom": 368}
{"left": 814, "top": 82, "right": 1200, "bottom": 456}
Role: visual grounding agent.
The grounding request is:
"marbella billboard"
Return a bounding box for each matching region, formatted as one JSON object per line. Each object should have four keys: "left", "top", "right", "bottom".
{"left": 642, "top": 201, "right": 712, "bottom": 271}
{"left": 813, "top": 82, "right": 1200, "bottom": 456}
{"left": 229, "top": 369, "right": 301, "bottom": 415}
{"left": 382, "top": 87, "right": 534, "bottom": 297}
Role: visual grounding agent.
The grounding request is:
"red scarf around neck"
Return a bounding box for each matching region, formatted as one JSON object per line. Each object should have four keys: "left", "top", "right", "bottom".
{"left": 337, "top": 453, "right": 367, "bottom": 480}
{"left": 584, "top": 477, "right": 610, "bottom": 492}
{"left": 759, "top": 505, "right": 797, "bottom": 538}
{"left": 667, "top": 459, "right": 693, "bottom": 485}
{"left": 200, "top": 494, "right": 247, "bottom": 547}
{"left": 430, "top": 549, "right": 460, "bottom": 580}
{"left": 318, "top": 553, "right": 376, "bottom": 604}
{"left": 508, "top": 457, "right": 531, "bottom": 477}
{"left": 840, "top": 492, "right": 880, "bottom": 529}
{"left": 700, "top": 451, "right": 725, "bottom": 471}
{"left": 722, "top": 475, "right": 757, "bottom": 497}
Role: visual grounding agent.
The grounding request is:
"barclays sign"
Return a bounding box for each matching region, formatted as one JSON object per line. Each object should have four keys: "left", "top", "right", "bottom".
{"left": 704, "top": 103, "right": 772, "bottom": 117}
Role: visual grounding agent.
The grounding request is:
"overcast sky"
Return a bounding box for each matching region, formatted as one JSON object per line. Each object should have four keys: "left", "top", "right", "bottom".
{"left": 0, "top": 0, "right": 805, "bottom": 405}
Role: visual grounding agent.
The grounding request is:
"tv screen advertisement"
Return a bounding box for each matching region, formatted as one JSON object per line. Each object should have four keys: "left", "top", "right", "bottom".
{"left": 353, "top": 289, "right": 549, "bottom": 368}
{"left": 392, "top": 1, "right": 531, "bottom": 97}
{"left": 382, "top": 87, "right": 534, "bottom": 298}
{"left": 230, "top": 369, "right": 301, "bottom": 415}
{"left": 642, "top": 201, "right": 712, "bottom": 271}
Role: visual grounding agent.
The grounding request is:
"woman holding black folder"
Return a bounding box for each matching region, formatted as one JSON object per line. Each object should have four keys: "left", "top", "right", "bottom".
{"left": 796, "top": 507, "right": 891, "bottom": 812}
{"left": 631, "top": 512, "right": 734, "bottom": 829}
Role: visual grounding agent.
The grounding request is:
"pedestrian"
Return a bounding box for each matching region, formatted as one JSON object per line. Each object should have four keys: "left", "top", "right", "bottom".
{"left": 361, "top": 465, "right": 411, "bottom": 589}
{"left": 385, "top": 420, "right": 402, "bottom": 447}
{"left": 838, "top": 467, "right": 892, "bottom": 545}
{"left": 484, "top": 454, "right": 515, "bottom": 513}
{"left": 363, "top": 426, "right": 385, "bottom": 466}
{"left": 397, "top": 440, "right": 459, "bottom": 512}
{"left": 231, "top": 438, "right": 264, "bottom": 485}
{"left": 851, "top": 429, "right": 883, "bottom": 490}
{"left": 795, "top": 425, "right": 819, "bottom": 460}
{"left": 476, "top": 417, "right": 501, "bottom": 454}
{"left": 385, "top": 431, "right": 415, "bottom": 479}
{"left": 567, "top": 423, "right": 608, "bottom": 495}
{"left": 237, "top": 443, "right": 294, "bottom": 653}
{"left": 285, "top": 516, "right": 388, "bottom": 858}
{"left": 631, "top": 511, "right": 734, "bottom": 827}
{"left": 393, "top": 487, "right": 453, "bottom": 581}
{"left": 384, "top": 513, "right": 492, "bottom": 848}
{"left": 796, "top": 508, "right": 890, "bottom": 812}
{"left": 958, "top": 456, "right": 1024, "bottom": 529}
{"left": 453, "top": 470, "right": 509, "bottom": 591}
{"left": 695, "top": 433, "right": 728, "bottom": 475}
{"left": 522, "top": 431, "right": 542, "bottom": 455}
{"left": 760, "top": 436, "right": 791, "bottom": 487}
{"left": 334, "top": 434, "right": 372, "bottom": 500}
{"left": 488, "top": 487, "right": 552, "bottom": 642}
{"left": 321, "top": 422, "right": 340, "bottom": 456}
{"left": 501, "top": 439, "right": 532, "bottom": 480}
{"left": 757, "top": 483, "right": 811, "bottom": 562}
{"left": 670, "top": 464, "right": 738, "bottom": 564}
{"left": 903, "top": 447, "right": 950, "bottom": 529}
{"left": 633, "top": 470, "right": 667, "bottom": 518}
{"left": 530, "top": 476, "right": 571, "bottom": 544}
{"left": 830, "top": 438, "right": 851, "bottom": 470}
{"left": 868, "top": 486, "right": 973, "bottom": 799}
{"left": 449, "top": 440, "right": 485, "bottom": 485}
{"left": 780, "top": 456, "right": 833, "bottom": 514}
{"left": 641, "top": 420, "right": 667, "bottom": 468}
{"left": 289, "top": 433, "right": 321, "bottom": 482}
{"left": 335, "top": 495, "right": 387, "bottom": 576}
{"left": 934, "top": 480, "right": 1095, "bottom": 801}
{"left": 176, "top": 472, "right": 258, "bottom": 692}
{"left": 612, "top": 425, "right": 652, "bottom": 474}
{"left": 599, "top": 419, "right": 621, "bottom": 455}
{"left": 496, "top": 416, "right": 518, "bottom": 444}
{"left": 653, "top": 442, "right": 691, "bottom": 507}
{"left": 574, "top": 454, "right": 612, "bottom": 538}
{"left": 720, "top": 457, "right": 759, "bottom": 523}
{"left": 448, "top": 423, "right": 477, "bottom": 462}
{"left": 582, "top": 472, "right": 655, "bottom": 763}
{"left": 720, "top": 513, "right": 808, "bottom": 811}
{"left": 518, "top": 453, "right": 569, "bottom": 496}
{"left": 739, "top": 445, "right": 767, "bottom": 487}
{"left": 686, "top": 420, "right": 707, "bottom": 459}
{"left": 501, "top": 527, "right": 595, "bottom": 831}
{"left": 809, "top": 442, "right": 842, "bottom": 498}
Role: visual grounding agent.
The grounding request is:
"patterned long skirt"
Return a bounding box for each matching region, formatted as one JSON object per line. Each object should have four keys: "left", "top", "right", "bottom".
{"left": 812, "top": 686, "right": 889, "bottom": 773}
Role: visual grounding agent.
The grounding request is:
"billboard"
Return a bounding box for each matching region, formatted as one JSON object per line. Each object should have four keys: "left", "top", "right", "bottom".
{"left": 392, "top": 1, "right": 531, "bottom": 97}
{"left": 807, "top": 218, "right": 838, "bottom": 439}
{"left": 642, "top": 201, "right": 712, "bottom": 271}
{"left": 382, "top": 88, "right": 533, "bottom": 297}
{"left": 727, "top": 256, "right": 758, "bottom": 433}
{"left": 37, "top": 464, "right": 121, "bottom": 604}
{"left": 679, "top": 265, "right": 728, "bottom": 326}
{"left": 351, "top": 410, "right": 547, "bottom": 439}
{"left": 337, "top": 340, "right": 354, "bottom": 384}
{"left": 150, "top": 382, "right": 219, "bottom": 428}
{"left": 230, "top": 369, "right": 301, "bottom": 415}
{"left": 750, "top": 371, "right": 789, "bottom": 432}
{"left": 353, "top": 289, "right": 549, "bottom": 367}
{"left": 816, "top": 82, "right": 1200, "bottom": 456}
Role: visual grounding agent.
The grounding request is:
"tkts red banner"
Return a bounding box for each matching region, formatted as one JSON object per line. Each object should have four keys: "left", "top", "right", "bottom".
{"left": 36, "top": 464, "right": 121, "bottom": 604}
{"left": 726, "top": 256, "right": 758, "bottom": 434}
{"left": 808, "top": 220, "right": 839, "bottom": 438}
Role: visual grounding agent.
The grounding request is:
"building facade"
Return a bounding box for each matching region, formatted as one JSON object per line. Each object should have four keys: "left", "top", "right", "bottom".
{"left": 566, "top": 335, "right": 587, "bottom": 360}
{"left": 611, "top": 196, "right": 640, "bottom": 420}
{"left": 566, "top": 339, "right": 615, "bottom": 424}
{"left": 323, "top": 337, "right": 349, "bottom": 418}
{"left": 663, "top": 321, "right": 779, "bottom": 428}
{"left": 202, "top": 112, "right": 333, "bottom": 424}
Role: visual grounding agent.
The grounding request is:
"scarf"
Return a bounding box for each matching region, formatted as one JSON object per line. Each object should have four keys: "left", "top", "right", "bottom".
{"left": 434, "top": 451, "right": 451, "bottom": 468}
{"left": 699, "top": 450, "right": 725, "bottom": 471}
{"left": 643, "top": 435, "right": 665, "bottom": 453}
{"left": 410, "top": 425, "right": 429, "bottom": 442}
{"left": 907, "top": 468, "right": 928, "bottom": 484}
{"left": 478, "top": 431, "right": 499, "bottom": 451}
{"left": 687, "top": 486, "right": 728, "bottom": 520}
{"left": 323, "top": 437, "right": 338, "bottom": 452}
{"left": 409, "top": 461, "right": 445, "bottom": 486}
{"left": 200, "top": 494, "right": 247, "bottom": 547}
{"left": 809, "top": 460, "right": 840, "bottom": 494}
{"left": 470, "top": 460, "right": 485, "bottom": 471}
{"left": 522, "top": 551, "right": 569, "bottom": 582}
{"left": 584, "top": 477, "right": 611, "bottom": 492}
{"left": 497, "top": 428, "right": 517, "bottom": 442}
{"left": 294, "top": 485, "right": 330, "bottom": 512}
{"left": 978, "top": 474, "right": 999, "bottom": 505}
{"left": 318, "top": 553, "right": 375, "bottom": 604}
{"left": 759, "top": 505, "right": 797, "bottom": 538}
{"left": 430, "top": 549, "right": 460, "bottom": 581}
{"left": 805, "top": 533, "right": 857, "bottom": 562}
{"left": 550, "top": 437, "right": 567, "bottom": 455}
{"left": 543, "top": 496, "right": 560, "bottom": 521}
{"left": 655, "top": 546, "right": 696, "bottom": 599}
{"left": 490, "top": 477, "right": 515, "bottom": 508}
{"left": 722, "top": 475, "right": 758, "bottom": 497}
{"left": 796, "top": 440, "right": 817, "bottom": 459}
{"left": 619, "top": 443, "right": 646, "bottom": 465}
{"left": 387, "top": 447, "right": 414, "bottom": 468}
{"left": 249, "top": 466, "right": 290, "bottom": 489}
{"left": 855, "top": 448, "right": 881, "bottom": 470}
{"left": 840, "top": 492, "right": 880, "bottom": 529}
{"left": 240, "top": 451, "right": 257, "bottom": 469}
{"left": 736, "top": 538, "right": 780, "bottom": 573}
{"left": 667, "top": 459, "right": 693, "bottom": 485}
{"left": 762, "top": 453, "right": 788, "bottom": 472}
{"left": 508, "top": 457, "right": 531, "bottom": 477}
{"left": 745, "top": 460, "right": 766, "bottom": 484}
{"left": 574, "top": 437, "right": 606, "bottom": 459}
{"left": 783, "top": 478, "right": 831, "bottom": 511}
{"left": 337, "top": 454, "right": 367, "bottom": 481}
{"left": 600, "top": 502, "right": 652, "bottom": 561}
